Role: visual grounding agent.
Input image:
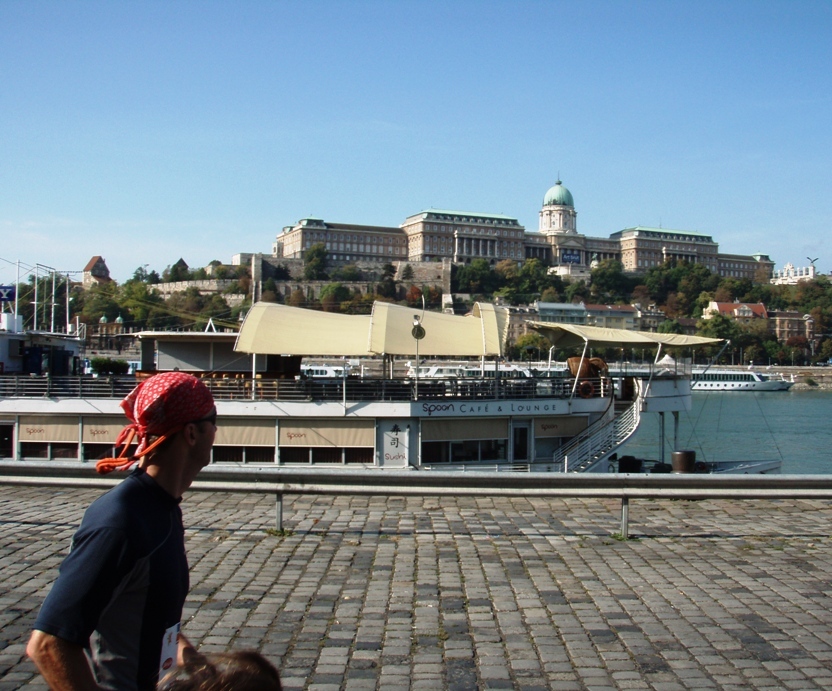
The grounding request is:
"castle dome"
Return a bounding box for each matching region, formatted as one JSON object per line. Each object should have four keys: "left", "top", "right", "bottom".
{"left": 543, "top": 180, "right": 574, "bottom": 207}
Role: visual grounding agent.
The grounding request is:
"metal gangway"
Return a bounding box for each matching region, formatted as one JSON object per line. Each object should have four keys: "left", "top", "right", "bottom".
{"left": 553, "top": 399, "right": 642, "bottom": 472}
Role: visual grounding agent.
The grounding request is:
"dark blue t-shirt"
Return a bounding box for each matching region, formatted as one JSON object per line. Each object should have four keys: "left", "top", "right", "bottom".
{"left": 34, "top": 468, "right": 189, "bottom": 690}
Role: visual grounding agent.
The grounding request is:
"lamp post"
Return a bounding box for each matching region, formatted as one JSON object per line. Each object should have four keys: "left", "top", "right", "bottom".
{"left": 412, "top": 314, "right": 425, "bottom": 400}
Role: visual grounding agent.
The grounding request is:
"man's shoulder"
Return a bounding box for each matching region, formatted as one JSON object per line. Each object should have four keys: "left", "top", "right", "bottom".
{"left": 83, "top": 471, "right": 162, "bottom": 528}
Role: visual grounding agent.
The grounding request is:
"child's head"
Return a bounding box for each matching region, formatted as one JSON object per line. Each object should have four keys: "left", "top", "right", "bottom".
{"left": 158, "top": 650, "right": 281, "bottom": 691}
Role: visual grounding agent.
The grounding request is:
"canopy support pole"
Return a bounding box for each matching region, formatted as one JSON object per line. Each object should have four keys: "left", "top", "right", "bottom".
{"left": 570, "top": 340, "right": 590, "bottom": 399}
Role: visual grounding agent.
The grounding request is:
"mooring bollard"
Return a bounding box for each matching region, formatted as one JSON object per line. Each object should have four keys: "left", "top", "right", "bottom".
{"left": 620, "top": 496, "right": 629, "bottom": 539}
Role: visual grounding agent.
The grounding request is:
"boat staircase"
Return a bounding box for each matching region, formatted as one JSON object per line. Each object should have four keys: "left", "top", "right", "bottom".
{"left": 552, "top": 398, "right": 642, "bottom": 472}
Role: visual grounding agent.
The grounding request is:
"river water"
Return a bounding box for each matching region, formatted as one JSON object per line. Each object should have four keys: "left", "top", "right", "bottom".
{"left": 622, "top": 389, "right": 832, "bottom": 474}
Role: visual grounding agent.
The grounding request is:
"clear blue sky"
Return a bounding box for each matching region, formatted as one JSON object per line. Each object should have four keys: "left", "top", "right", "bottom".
{"left": 1, "top": 0, "right": 830, "bottom": 284}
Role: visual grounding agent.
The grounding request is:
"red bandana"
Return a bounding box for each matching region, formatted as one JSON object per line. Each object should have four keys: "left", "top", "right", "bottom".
{"left": 96, "top": 372, "right": 215, "bottom": 474}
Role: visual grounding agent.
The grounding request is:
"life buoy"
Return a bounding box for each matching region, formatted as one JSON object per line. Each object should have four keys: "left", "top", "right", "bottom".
{"left": 578, "top": 380, "right": 595, "bottom": 398}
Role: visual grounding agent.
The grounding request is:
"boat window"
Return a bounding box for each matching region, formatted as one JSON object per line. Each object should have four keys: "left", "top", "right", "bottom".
{"left": 424, "top": 438, "right": 507, "bottom": 464}
{"left": 19, "top": 441, "right": 78, "bottom": 460}
{"left": 212, "top": 446, "right": 275, "bottom": 464}
{"left": 345, "top": 448, "right": 373, "bottom": 464}
{"left": 422, "top": 418, "right": 508, "bottom": 441}
{"left": 0, "top": 423, "right": 12, "bottom": 459}
{"left": 83, "top": 442, "right": 136, "bottom": 461}
{"left": 20, "top": 442, "right": 49, "bottom": 459}
{"left": 280, "top": 447, "right": 311, "bottom": 463}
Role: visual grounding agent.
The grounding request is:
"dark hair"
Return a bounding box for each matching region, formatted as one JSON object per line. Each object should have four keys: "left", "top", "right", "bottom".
{"left": 158, "top": 650, "right": 281, "bottom": 691}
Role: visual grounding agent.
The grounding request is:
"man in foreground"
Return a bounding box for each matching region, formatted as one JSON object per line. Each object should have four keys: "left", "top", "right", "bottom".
{"left": 27, "top": 371, "right": 217, "bottom": 690}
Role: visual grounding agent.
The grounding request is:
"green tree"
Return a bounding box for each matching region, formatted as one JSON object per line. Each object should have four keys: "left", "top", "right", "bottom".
{"left": 80, "top": 283, "right": 121, "bottom": 326}
{"left": 286, "top": 289, "right": 306, "bottom": 308}
{"left": 516, "top": 258, "right": 548, "bottom": 301}
{"left": 331, "top": 264, "right": 363, "bottom": 281}
{"left": 320, "top": 283, "right": 351, "bottom": 312}
{"left": 512, "top": 332, "right": 551, "bottom": 362}
{"left": 405, "top": 284, "right": 423, "bottom": 307}
{"left": 165, "top": 259, "right": 191, "bottom": 282}
{"left": 260, "top": 278, "right": 282, "bottom": 304}
{"left": 696, "top": 314, "right": 740, "bottom": 341}
{"left": 539, "top": 287, "right": 561, "bottom": 303}
{"left": 303, "top": 243, "right": 329, "bottom": 280}
{"left": 658, "top": 319, "right": 683, "bottom": 334}
{"left": 494, "top": 259, "right": 519, "bottom": 283}
{"left": 564, "top": 280, "right": 588, "bottom": 304}
{"left": 590, "top": 260, "right": 633, "bottom": 303}
{"left": 377, "top": 263, "right": 398, "bottom": 299}
{"left": 454, "top": 259, "right": 499, "bottom": 295}
{"left": 119, "top": 280, "right": 167, "bottom": 330}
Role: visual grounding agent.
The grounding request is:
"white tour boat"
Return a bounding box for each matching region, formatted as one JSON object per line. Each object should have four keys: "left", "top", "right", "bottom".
{"left": 0, "top": 304, "right": 775, "bottom": 473}
{"left": 691, "top": 368, "right": 794, "bottom": 392}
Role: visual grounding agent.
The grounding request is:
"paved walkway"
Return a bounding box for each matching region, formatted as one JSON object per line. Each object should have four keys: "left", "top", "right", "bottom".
{"left": 2, "top": 485, "right": 832, "bottom": 690}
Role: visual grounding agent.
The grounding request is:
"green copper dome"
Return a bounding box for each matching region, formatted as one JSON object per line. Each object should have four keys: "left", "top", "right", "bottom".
{"left": 543, "top": 180, "right": 574, "bottom": 207}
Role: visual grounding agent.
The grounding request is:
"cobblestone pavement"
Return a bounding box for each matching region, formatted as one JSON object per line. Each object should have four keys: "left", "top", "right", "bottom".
{"left": 2, "top": 486, "right": 832, "bottom": 690}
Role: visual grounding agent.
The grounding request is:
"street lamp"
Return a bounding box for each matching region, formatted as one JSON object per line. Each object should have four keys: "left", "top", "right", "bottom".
{"left": 412, "top": 314, "right": 425, "bottom": 400}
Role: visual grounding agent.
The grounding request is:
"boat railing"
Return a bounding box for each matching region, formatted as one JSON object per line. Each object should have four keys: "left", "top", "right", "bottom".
{"left": 0, "top": 374, "right": 612, "bottom": 403}
{"left": 422, "top": 463, "right": 532, "bottom": 473}
{"left": 0, "top": 375, "right": 137, "bottom": 399}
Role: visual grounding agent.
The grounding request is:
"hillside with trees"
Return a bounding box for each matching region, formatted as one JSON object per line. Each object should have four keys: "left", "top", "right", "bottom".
{"left": 12, "top": 249, "right": 832, "bottom": 364}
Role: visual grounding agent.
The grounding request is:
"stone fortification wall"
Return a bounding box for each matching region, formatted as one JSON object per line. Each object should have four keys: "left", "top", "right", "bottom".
{"left": 153, "top": 279, "right": 239, "bottom": 297}
{"left": 151, "top": 259, "right": 451, "bottom": 305}
{"left": 396, "top": 259, "right": 452, "bottom": 293}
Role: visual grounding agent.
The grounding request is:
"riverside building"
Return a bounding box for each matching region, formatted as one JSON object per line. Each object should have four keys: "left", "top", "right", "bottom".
{"left": 271, "top": 179, "right": 775, "bottom": 281}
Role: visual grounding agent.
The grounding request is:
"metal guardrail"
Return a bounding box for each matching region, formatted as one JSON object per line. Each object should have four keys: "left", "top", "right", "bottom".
{"left": 0, "top": 375, "right": 137, "bottom": 399}
{"left": 2, "top": 462, "right": 832, "bottom": 538}
{"left": 0, "top": 374, "right": 608, "bottom": 403}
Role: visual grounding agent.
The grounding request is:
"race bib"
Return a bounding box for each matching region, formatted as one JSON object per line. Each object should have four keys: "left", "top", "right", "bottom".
{"left": 158, "top": 622, "right": 180, "bottom": 680}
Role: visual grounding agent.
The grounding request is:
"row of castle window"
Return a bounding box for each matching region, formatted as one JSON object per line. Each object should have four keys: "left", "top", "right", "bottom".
{"left": 309, "top": 241, "right": 404, "bottom": 255}
{"left": 424, "top": 224, "right": 521, "bottom": 238}
{"left": 305, "top": 231, "right": 403, "bottom": 245}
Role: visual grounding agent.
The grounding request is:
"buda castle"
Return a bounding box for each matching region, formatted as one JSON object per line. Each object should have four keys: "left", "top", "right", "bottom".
{"left": 273, "top": 180, "right": 774, "bottom": 282}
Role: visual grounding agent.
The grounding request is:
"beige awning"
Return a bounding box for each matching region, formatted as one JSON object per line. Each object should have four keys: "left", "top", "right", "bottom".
{"left": 235, "top": 303, "right": 372, "bottom": 356}
{"left": 278, "top": 420, "right": 375, "bottom": 447}
{"left": 368, "top": 302, "right": 508, "bottom": 357}
{"left": 20, "top": 416, "right": 78, "bottom": 442}
{"left": 235, "top": 301, "right": 510, "bottom": 357}
{"left": 82, "top": 416, "right": 128, "bottom": 443}
{"left": 214, "top": 418, "right": 276, "bottom": 446}
{"left": 527, "top": 322, "right": 723, "bottom": 349}
{"left": 421, "top": 418, "right": 509, "bottom": 441}
{"left": 534, "top": 416, "right": 588, "bottom": 438}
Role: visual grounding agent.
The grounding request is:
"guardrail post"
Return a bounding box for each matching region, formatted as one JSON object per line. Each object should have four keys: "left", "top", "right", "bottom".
{"left": 275, "top": 493, "right": 283, "bottom": 532}
{"left": 620, "top": 497, "right": 629, "bottom": 539}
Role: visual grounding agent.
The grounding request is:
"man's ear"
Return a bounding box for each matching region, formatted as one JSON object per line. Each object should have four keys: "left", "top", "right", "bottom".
{"left": 181, "top": 422, "right": 200, "bottom": 447}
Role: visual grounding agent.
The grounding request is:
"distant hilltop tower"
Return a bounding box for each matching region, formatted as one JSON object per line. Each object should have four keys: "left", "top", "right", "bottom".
{"left": 539, "top": 180, "right": 577, "bottom": 235}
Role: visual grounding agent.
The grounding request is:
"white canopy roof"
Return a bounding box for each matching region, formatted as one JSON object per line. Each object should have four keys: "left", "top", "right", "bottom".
{"left": 234, "top": 301, "right": 510, "bottom": 357}
{"left": 526, "top": 322, "right": 723, "bottom": 349}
